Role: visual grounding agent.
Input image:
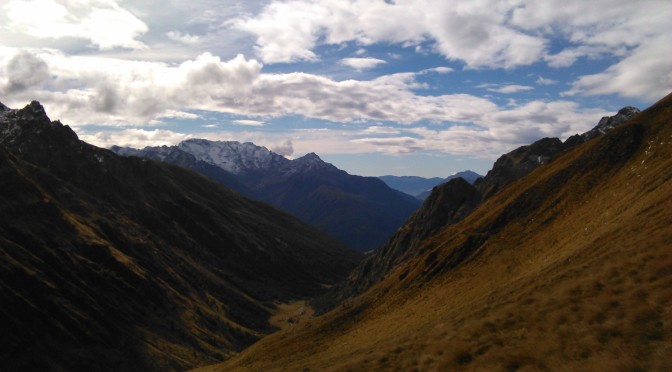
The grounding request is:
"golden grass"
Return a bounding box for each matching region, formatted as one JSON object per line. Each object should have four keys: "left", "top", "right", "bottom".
{"left": 196, "top": 96, "right": 672, "bottom": 371}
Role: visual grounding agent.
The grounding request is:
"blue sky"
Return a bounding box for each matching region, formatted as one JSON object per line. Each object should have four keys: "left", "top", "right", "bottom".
{"left": 0, "top": 0, "right": 669, "bottom": 177}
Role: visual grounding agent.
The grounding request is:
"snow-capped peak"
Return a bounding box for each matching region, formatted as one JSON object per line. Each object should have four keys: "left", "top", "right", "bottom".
{"left": 177, "top": 139, "right": 289, "bottom": 174}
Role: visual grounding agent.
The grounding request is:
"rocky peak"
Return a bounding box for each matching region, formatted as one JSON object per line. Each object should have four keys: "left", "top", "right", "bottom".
{"left": 175, "top": 139, "right": 289, "bottom": 174}
{"left": 290, "top": 152, "right": 332, "bottom": 173}
{"left": 294, "top": 152, "right": 322, "bottom": 164}
{"left": 582, "top": 106, "right": 640, "bottom": 141}
{"left": 477, "top": 137, "right": 564, "bottom": 198}
{"left": 0, "top": 101, "right": 79, "bottom": 150}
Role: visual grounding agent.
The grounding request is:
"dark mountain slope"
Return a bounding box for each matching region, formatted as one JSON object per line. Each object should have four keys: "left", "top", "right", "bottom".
{"left": 209, "top": 92, "right": 672, "bottom": 371}
{"left": 0, "top": 101, "right": 361, "bottom": 371}
{"left": 313, "top": 177, "right": 482, "bottom": 313}
{"left": 112, "top": 143, "right": 420, "bottom": 251}
{"left": 248, "top": 152, "right": 421, "bottom": 251}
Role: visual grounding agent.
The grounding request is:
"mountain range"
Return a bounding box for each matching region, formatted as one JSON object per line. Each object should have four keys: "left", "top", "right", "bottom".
{"left": 379, "top": 170, "right": 482, "bottom": 199}
{"left": 205, "top": 95, "right": 671, "bottom": 371}
{"left": 0, "top": 101, "right": 361, "bottom": 371}
{"left": 111, "top": 140, "right": 420, "bottom": 251}
{"left": 2, "top": 92, "right": 669, "bottom": 371}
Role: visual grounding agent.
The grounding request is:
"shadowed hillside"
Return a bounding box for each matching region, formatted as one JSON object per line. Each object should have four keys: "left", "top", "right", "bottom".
{"left": 204, "top": 93, "right": 672, "bottom": 371}
{"left": 112, "top": 142, "right": 420, "bottom": 252}
{"left": 0, "top": 101, "right": 362, "bottom": 371}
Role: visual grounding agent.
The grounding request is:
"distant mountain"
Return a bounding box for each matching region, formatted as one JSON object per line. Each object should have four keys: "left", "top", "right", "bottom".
{"left": 380, "top": 170, "right": 481, "bottom": 199}
{"left": 0, "top": 101, "right": 362, "bottom": 371}
{"left": 216, "top": 95, "right": 671, "bottom": 371}
{"left": 112, "top": 140, "right": 420, "bottom": 251}
{"left": 378, "top": 175, "right": 444, "bottom": 196}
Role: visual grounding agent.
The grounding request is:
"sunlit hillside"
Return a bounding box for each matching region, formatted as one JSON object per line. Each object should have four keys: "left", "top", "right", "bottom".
{"left": 203, "top": 94, "right": 672, "bottom": 371}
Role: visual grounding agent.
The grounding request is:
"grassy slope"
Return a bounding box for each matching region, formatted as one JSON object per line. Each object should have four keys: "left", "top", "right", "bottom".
{"left": 203, "top": 94, "right": 672, "bottom": 371}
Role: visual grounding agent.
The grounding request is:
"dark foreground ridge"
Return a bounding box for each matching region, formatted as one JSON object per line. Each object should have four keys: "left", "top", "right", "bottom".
{"left": 0, "top": 100, "right": 362, "bottom": 371}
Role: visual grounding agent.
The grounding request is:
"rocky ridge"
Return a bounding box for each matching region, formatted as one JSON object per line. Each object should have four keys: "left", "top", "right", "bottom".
{"left": 314, "top": 105, "right": 642, "bottom": 312}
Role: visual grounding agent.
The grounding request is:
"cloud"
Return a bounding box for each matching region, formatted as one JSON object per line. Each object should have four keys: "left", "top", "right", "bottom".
{"left": 3, "top": 50, "right": 50, "bottom": 93}
{"left": 351, "top": 136, "right": 423, "bottom": 154}
{"left": 0, "top": 49, "right": 264, "bottom": 125}
{"left": 187, "top": 99, "right": 611, "bottom": 161}
{"left": 1, "top": 48, "right": 501, "bottom": 127}
{"left": 339, "top": 57, "right": 387, "bottom": 70}
{"left": 480, "top": 84, "right": 534, "bottom": 94}
{"left": 420, "top": 66, "right": 454, "bottom": 74}
{"left": 166, "top": 31, "right": 201, "bottom": 45}
{"left": 232, "top": 0, "right": 548, "bottom": 68}
{"left": 231, "top": 0, "right": 669, "bottom": 102}
{"left": 544, "top": 45, "right": 622, "bottom": 68}
{"left": 564, "top": 34, "right": 672, "bottom": 102}
{"left": 536, "top": 76, "right": 557, "bottom": 86}
{"left": 4, "top": 0, "right": 148, "bottom": 50}
{"left": 232, "top": 119, "right": 264, "bottom": 126}
{"left": 270, "top": 139, "right": 293, "bottom": 156}
{"left": 80, "top": 128, "right": 192, "bottom": 148}
{"left": 361, "top": 126, "right": 401, "bottom": 135}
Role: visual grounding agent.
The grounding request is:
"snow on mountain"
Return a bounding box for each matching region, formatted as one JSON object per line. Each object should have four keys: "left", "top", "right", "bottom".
{"left": 177, "top": 139, "right": 289, "bottom": 174}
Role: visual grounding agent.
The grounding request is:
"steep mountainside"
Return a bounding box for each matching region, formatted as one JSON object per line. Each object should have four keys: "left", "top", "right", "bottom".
{"left": 381, "top": 170, "right": 481, "bottom": 199}
{"left": 207, "top": 94, "right": 672, "bottom": 371}
{"left": 0, "top": 101, "right": 361, "bottom": 371}
{"left": 112, "top": 141, "right": 420, "bottom": 251}
{"left": 313, "top": 104, "right": 642, "bottom": 312}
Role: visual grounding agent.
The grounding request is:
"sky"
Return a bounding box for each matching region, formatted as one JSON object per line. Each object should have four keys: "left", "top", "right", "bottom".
{"left": 0, "top": 0, "right": 670, "bottom": 177}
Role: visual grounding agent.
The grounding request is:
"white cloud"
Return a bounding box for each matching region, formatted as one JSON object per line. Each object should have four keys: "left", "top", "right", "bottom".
{"left": 182, "top": 99, "right": 611, "bottom": 161}
{"left": 159, "top": 110, "right": 201, "bottom": 120}
{"left": 361, "top": 126, "right": 401, "bottom": 135}
{"left": 481, "top": 84, "right": 534, "bottom": 94}
{"left": 3, "top": 50, "right": 50, "bottom": 93}
{"left": 339, "top": 57, "right": 386, "bottom": 70}
{"left": 80, "top": 128, "right": 192, "bottom": 148}
{"left": 351, "top": 136, "right": 423, "bottom": 154}
{"left": 233, "top": 0, "right": 547, "bottom": 68}
{"left": 166, "top": 31, "right": 201, "bottom": 45}
{"left": 4, "top": 0, "right": 148, "bottom": 50}
{"left": 564, "top": 34, "right": 672, "bottom": 102}
{"left": 270, "top": 139, "right": 293, "bottom": 156}
{"left": 232, "top": 119, "right": 264, "bottom": 126}
{"left": 420, "top": 66, "right": 454, "bottom": 74}
{"left": 536, "top": 76, "right": 557, "bottom": 86}
{"left": 231, "top": 0, "right": 669, "bottom": 101}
